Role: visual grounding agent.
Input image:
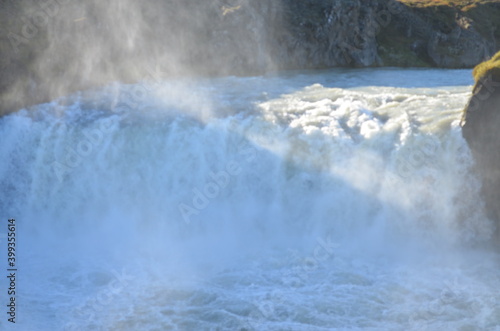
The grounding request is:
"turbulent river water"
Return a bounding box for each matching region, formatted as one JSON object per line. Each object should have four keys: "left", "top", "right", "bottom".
{"left": 1, "top": 68, "right": 499, "bottom": 330}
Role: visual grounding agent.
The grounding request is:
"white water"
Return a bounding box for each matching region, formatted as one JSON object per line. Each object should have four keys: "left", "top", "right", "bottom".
{"left": 1, "top": 68, "right": 499, "bottom": 330}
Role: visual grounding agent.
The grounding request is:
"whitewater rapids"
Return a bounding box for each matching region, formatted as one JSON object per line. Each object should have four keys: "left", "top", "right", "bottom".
{"left": 0, "top": 68, "right": 499, "bottom": 330}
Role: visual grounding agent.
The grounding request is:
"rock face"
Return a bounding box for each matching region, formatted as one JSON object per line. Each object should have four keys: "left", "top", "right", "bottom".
{"left": 275, "top": 0, "right": 382, "bottom": 69}
{"left": 0, "top": 0, "right": 499, "bottom": 116}
{"left": 377, "top": 0, "right": 500, "bottom": 67}
{"left": 461, "top": 52, "right": 500, "bottom": 224}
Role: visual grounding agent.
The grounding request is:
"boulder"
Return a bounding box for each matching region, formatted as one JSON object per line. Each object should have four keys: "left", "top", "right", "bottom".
{"left": 461, "top": 52, "right": 500, "bottom": 223}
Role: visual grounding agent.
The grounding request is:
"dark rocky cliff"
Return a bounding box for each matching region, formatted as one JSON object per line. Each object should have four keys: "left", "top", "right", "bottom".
{"left": 1, "top": 0, "right": 499, "bottom": 116}
{"left": 377, "top": 0, "right": 500, "bottom": 67}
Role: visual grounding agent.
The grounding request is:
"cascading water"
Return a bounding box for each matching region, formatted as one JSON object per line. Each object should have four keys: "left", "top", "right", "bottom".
{"left": 1, "top": 68, "right": 499, "bottom": 330}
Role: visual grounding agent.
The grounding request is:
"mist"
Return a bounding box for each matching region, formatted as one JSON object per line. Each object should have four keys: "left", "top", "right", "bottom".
{"left": 1, "top": 0, "right": 391, "bottom": 115}
{"left": 1, "top": 0, "right": 288, "bottom": 112}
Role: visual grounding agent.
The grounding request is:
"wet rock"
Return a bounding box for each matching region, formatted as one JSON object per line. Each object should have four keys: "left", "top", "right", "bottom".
{"left": 461, "top": 52, "right": 500, "bottom": 223}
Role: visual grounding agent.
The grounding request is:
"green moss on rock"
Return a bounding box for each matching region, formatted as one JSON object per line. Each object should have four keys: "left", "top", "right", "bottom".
{"left": 376, "top": 24, "right": 430, "bottom": 67}
{"left": 472, "top": 51, "right": 500, "bottom": 83}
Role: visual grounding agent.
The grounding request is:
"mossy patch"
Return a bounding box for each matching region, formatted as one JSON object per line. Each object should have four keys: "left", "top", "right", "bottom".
{"left": 472, "top": 51, "right": 500, "bottom": 83}
{"left": 398, "top": 0, "right": 499, "bottom": 8}
{"left": 376, "top": 24, "right": 431, "bottom": 67}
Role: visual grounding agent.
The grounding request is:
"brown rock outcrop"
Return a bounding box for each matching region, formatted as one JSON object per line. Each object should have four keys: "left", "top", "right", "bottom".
{"left": 461, "top": 52, "right": 500, "bottom": 223}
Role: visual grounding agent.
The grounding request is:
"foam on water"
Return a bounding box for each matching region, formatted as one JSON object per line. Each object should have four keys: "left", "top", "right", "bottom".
{"left": 0, "top": 68, "right": 499, "bottom": 330}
